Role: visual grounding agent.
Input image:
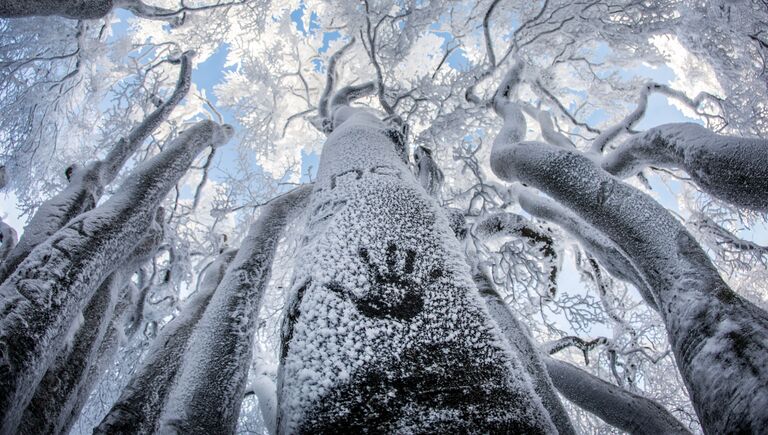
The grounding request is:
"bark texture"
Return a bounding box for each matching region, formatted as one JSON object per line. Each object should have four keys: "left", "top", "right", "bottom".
{"left": 158, "top": 185, "right": 311, "bottom": 434}
{"left": 94, "top": 248, "right": 237, "bottom": 435}
{"left": 491, "top": 138, "right": 768, "bottom": 434}
{"left": 545, "top": 357, "right": 692, "bottom": 434}
{"left": 0, "top": 0, "right": 114, "bottom": 19}
{"left": 601, "top": 123, "right": 768, "bottom": 212}
{"left": 0, "top": 120, "right": 231, "bottom": 433}
{"left": 277, "top": 108, "right": 555, "bottom": 433}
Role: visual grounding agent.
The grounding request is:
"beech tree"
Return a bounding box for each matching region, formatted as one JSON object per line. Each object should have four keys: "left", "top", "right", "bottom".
{"left": 1, "top": 0, "right": 768, "bottom": 434}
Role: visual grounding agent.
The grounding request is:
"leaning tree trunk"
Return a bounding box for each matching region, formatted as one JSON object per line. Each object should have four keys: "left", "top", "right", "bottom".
{"left": 490, "top": 138, "right": 768, "bottom": 434}
{"left": 0, "top": 0, "right": 180, "bottom": 21}
{"left": 544, "top": 357, "right": 692, "bottom": 434}
{"left": 474, "top": 267, "right": 576, "bottom": 435}
{"left": 0, "top": 120, "right": 232, "bottom": 433}
{"left": 158, "top": 185, "right": 312, "bottom": 434}
{"left": 0, "top": 51, "right": 192, "bottom": 285}
{"left": 276, "top": 107, "right": 555, "bottom": 433}
{"left": 94, "top": 248, "right": 238, "bottom": 435}
{"left": 17, "top": 208, "right": 163, "bottom": 435}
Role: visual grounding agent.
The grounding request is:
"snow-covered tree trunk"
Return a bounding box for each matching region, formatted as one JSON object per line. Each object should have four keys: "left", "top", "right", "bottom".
{"left": 17, "top": 208, "right": 163, "bottom": 435}
{"left": 0, "top": 120, "right": 232, "bottom": 433}
{"left": 276, "top": 107, "right": 555, "bottom": 433}
{"left": 95, "top": 248, "right": 237, "bottom": 435}
{"left": 158, "top": 185, "right": 311, "bottom": 434}
{"left": 0, "top": 0, "right": 181, "bottom": 21}
{"left": 0, "top": 51, "right": 192, "bottom": 284}
{"left": 601, "top": 123, "right": 768, "bottom": 212}
{"left": 490, "top": 138, "right": 768, "bottom": 433}
{"left": 544, "top": 357, "right": 692, "bottom": 434}
{"left": 474, "top": 267, "right": 576, "bottom": 435}
{"left": 0, "top": 219, "right": 16, "bottom": 263}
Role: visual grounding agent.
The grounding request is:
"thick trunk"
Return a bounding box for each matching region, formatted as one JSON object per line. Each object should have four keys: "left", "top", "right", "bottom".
{"left": 545, "top": 357, "right": 692, "bottom": 434}
{"left": 18, "top": 272, "right": 121, "bottom": 435}
{"left": 601, "top": 123, "right": 768, "bottom": 212}
{"left": 490, "top": 138, "right": 768, "bottom": 433}
{"left": 158, "top": 185, "right": 311, "bottom": 434}
{"left": 94, "top": 248, "right": 237, "bottom": 435}
{"left": 0, "top": 120, "right": 232, "bottom": 433}
{"left": 277, "top": 109, "right": 555, "bottom": 433}
{"left": 0, "top": 52, "right": 191, "bottom": 284}
{"left": 0, "top": 0, "right": 114, "bottom": 19}
{"left": 19, "top": 209, "right": 163, "bottom": 434}
{"left": 475, "top": 268, "right": 576, "bottom": 435}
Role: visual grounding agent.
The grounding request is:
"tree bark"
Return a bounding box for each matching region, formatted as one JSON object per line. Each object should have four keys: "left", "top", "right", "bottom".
{"left": 276, "top": 108, "right": 556, "bottom": 433}
{"left": 18, "top": 208, "right": 163, "bottom": 435}
{"left": 0, "top": 0, "right": 115, "bottom": 19}
{"left": 0, "top": 120, "right": 232, "bottom": 433}
{"left": 544, "top": 357, "right": 692, "bottom": 434}
{"left": 94, "top": 248, "right": 237, "bottom": 435}
{"left": 490, "top": 138, "right": 768, "bottom": 434}
{"left": 475, "top": 267, "right": 576, "bottom": 435}
{"left": 158, "top": 185, "right": 311, "bottom": 434}
{"left": 601, "top": 122, "right": 768, "bottom": 212}
{"left": 0, "top": 51, "right": 192, "bottom": 285}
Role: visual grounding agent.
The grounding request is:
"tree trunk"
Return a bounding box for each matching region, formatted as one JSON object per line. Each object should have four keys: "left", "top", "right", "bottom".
{"left": 490, "top": 139, "right": 768, "bottom": 434}
{"left": 544, "top": 357, "right": 692, "bottom": 434}
{"left": 0, "top": 120, "right": 232, "bottom": 433}
{"left": 276, "top": 109, "right": 555, "bottom": 433}
{"left": 0, "top": 51, "right": 191, "bottom": 284}
{"left": 94, "top": 248, "right": 237, "bottom": 435}
{"left": 18, "top": 208, "right": 163, "bottom": 434}
{"left": 0, "top": 0, "right": 114, "bottom": 19}
{"left": 158, "top": 185, "right": 311, "bottom": 434}
{"left": 475, "top": 267, "right": 576, "bottom": 435}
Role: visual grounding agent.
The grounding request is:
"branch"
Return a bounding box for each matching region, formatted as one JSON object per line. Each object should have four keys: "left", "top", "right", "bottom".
{"left": 317, "top": 37, "right": 356, "bottom": 129}
{"left": 545, "top": 357, "right": 692, "bottom": 434}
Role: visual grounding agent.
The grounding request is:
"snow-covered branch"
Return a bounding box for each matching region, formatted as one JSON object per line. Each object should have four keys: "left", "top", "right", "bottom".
{"left": 0, "top": 120, "right": 232, "bottom": 433}
{"left": 545, "top": 357, "right": 692, "bottom": 434}
{"left": 490, "top": 136, "right": 768, "bottom": 433}
{"left": 601, "top": 122, "right": 768, "bottom": 212}
{"left": 158, "top": 184, "right": 311, "bottom": 434}
{"left": 0, "top": 51, "right": 193, "bottom": 284}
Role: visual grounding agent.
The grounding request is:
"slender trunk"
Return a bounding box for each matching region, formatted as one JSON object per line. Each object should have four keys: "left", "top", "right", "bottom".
{"left": 601, "top": 123, "right": 768, "bottom": 212}
{"left": 544, "top": 357, "right": 692, "bottom": 434}
{"left": 0, "top": 120, "right": 232, "bottom": 433}
{"left": 490, "top": 139, "right": 768, "bottom": 433}
{"left": 94, "top": 248, "right": 237, "bottom": 434}
{"left": 0, "top": 220, "right": 16, "bottom": 263}
{"left": 158, "top": 185, "right": 312, "bottom": 434}
{"left": 0, "top": 52, "right": 191, "bottom": 284}
{"left": 475, "top": 267, "right": 576, "bottom": 435}
{"left": 277, "top": 109, "right": 555, "bottom": 433}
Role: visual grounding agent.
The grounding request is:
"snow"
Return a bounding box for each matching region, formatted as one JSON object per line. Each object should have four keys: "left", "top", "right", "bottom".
{"left": 157, "top": 185, "right": 311, "bottom": 434}
{"left": 601, "top": 122, "right": 768, "bottom": 212}
{"left": 0, "top": 120, "right": 231, "bottom": 433}
{"left": 96, "top": 247, "right": 237, "bottom": 434}
{"left": 277, "top": 108, "right": 556, "bottom": 433}
{"left": 490, "top": 136, "right": 768, "bottom": 434}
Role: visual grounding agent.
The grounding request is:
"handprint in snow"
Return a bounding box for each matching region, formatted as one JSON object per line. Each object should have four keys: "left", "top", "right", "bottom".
{"left": 326, "top": 242, "right": 442, "bottom": 321}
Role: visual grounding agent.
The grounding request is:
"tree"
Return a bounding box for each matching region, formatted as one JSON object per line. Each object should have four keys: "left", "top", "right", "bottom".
{"left": 2, "top": 0, "right": 768, "bottom": 434}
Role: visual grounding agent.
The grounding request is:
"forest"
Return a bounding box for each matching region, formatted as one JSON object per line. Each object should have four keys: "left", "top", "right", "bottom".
{"left": 1, "top": 0, "right": 767, "bottom": 433}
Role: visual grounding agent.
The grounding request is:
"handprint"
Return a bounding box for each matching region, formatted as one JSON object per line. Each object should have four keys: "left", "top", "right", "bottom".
{"left": 326, "top": 242, "right": 442, "bottom": 321}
